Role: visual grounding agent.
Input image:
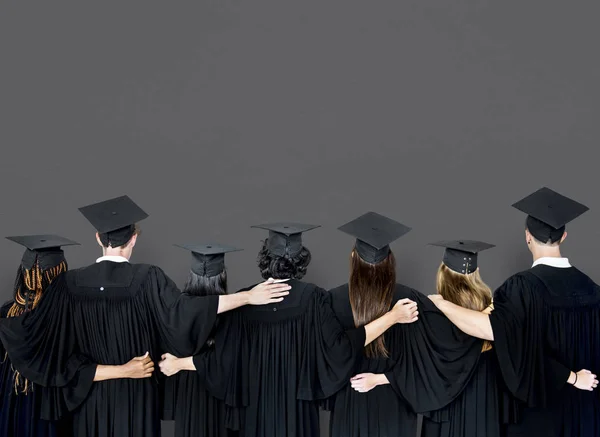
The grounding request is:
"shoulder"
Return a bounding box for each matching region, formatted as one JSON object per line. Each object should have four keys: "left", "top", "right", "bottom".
{"left": 493, "top": 270, "right": 542, "bottom": 305}
{"left": 394, "top": 283, "right": 419, "bottom": 300}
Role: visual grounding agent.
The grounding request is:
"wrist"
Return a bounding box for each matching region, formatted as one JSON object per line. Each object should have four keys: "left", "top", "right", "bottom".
{"left": 117, "top": 364, "right": 128, "bottom": 378}
{"left": 375, "top": 374, "right": 387, "bottom": 386}
{"left": 568, "top": 371, "right": 577, "bottom": 385}
{"left": 240, "top": 291, "right": 251, "bottom": 305}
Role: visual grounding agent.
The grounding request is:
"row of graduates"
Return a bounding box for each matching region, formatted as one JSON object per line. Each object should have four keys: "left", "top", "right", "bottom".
{"left": 0, "top": 187, "right": 599, "bottom": 437}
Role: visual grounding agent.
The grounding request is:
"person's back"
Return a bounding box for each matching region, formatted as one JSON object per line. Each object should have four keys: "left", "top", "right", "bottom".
{"left": 328, "top": 283, "right": 419, "bottom": 437}
{"left": 496, "top": 263, "right": 600, "bottom": 435}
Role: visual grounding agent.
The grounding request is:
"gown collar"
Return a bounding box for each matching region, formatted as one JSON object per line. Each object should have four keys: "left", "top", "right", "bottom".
{"left": 532, "top": 257, "right": 571, "bottom": 268}
{"left": 96, "top": 255, "right": 130, "bottom": 264}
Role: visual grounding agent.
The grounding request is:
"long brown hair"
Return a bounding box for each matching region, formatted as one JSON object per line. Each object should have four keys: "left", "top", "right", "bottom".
{"left": 436, "top": 263, "right": 492, "bottom": 351}
{"left": 4, "top": 258, "right": 67, "bottom": 393}
{"left": 349, "top": 248, "right": 396, "bottom": 358}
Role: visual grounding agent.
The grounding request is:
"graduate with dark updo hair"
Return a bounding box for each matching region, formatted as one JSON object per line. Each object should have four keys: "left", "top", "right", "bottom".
{"left": 161, "top": 243, "right": 242, "bottom": 437}
{"left": 0, "top": 235, "right": 77, "bottom": 437}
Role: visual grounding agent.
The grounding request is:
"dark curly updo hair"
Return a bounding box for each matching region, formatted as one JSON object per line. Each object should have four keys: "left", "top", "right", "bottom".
{"left": 257, "top": 240, "right": 312, "bottom": 280}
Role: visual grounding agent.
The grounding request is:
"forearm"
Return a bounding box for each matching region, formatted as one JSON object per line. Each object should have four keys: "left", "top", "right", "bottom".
{"left": 436, "top": 300, "right": 494, "bottom": 341}
{"left": 93, "top": 364, "right": 122, "bottom": 382}
{"left": 217, "top": 292, "right": 250, "bottom": 314}
{"left": 364, "top": 312, "right": 396, "bottom": 346}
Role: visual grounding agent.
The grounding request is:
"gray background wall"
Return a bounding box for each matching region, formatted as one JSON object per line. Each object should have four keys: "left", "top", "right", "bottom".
{"left": 1, "top": 2, "right": 599, "bottom": 436}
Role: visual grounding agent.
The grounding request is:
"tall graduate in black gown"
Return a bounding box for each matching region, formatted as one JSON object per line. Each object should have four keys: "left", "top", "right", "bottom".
{"left": 323, "top": 213, "right": 485, "bottom": 437}
{"left": 162, "top": 243, "right": 242, "bottom": 437}
{"left": 0, "top": 196, "right": 291, "bottom": 437}
{"left": 430, "top": 187, "right": 600, "bottom": 437}
{"left": 0, "top": 235, "right": 78, "bottom": 437}
{"left": 158, "top": 221, "right": 418, "bottom": 437}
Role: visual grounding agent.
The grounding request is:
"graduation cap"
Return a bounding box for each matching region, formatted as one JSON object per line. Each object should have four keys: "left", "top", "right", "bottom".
{"left": 512, "top": 187, "right": 589, "bottom": 243}
{"left": 6, "top": 234, "right": 79, "bottom": 270}
{"left": 251, "top": 222, "right": 320, "bottom": 257}
{"left": 338, "top": 212, "right": 412, "bottom": 264}
{"left": 175, "top": 243, "right": 242, "bottom": 277}
{"left": 429, "top": 240, "right": 495, "bottom": 274}
{"left": 79, "top": 195, "right": 148, "bottom": 247}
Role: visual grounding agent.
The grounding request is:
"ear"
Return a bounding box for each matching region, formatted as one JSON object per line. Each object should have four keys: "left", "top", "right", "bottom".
{"left": 96, "top": 232, "right": 104, "bottom": 248}
{"left": 559, "top": 231, "right": 567, "bottom": 244}
{"left": 525, "top": 229, "right": 532, "bottom": 244}
{"left": 128, "top": 233, "right": 138, "bottom": 249}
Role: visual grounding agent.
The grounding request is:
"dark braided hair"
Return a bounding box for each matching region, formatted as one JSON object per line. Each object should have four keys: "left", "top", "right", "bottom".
{"left": 5, "top": 258, "right": 67, "bottom": 393}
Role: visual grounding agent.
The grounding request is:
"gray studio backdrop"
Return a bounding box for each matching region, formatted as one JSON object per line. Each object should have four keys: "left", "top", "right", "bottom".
{"left": 1, "top": 2, "right": 599, "bottom": 436}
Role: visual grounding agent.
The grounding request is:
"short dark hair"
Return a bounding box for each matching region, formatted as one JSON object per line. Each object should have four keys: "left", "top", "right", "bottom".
{"left": 183, "top": 269, "right": 228, "bottom": 297}
{"left": 257, "top": 240, "right": 312, "bottom": 280}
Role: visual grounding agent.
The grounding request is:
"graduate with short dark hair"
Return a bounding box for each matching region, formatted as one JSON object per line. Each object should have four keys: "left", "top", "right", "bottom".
{"left": 429, "top": 187, "right": 600, "bottom": 437}
{"left": 158, "top": 221, "right": 418, "bottom": 437}
{"left": 161, "top": 243, "right": 242, "bottom": 437}
{"left": 0, "top": 195, "right": 291, "bottom": 437}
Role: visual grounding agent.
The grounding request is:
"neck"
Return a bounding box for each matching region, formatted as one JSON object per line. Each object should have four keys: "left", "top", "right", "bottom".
{"left": 531, "top": 245, "right": 562, "bottom": 263}
{"left": 102, "top": 247, "right": 130, "bottom": 260}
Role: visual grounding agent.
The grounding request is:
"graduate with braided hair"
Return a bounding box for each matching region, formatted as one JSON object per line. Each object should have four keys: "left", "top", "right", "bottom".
{"left": 0, "top": 235, "right": 77, "bottom": 437}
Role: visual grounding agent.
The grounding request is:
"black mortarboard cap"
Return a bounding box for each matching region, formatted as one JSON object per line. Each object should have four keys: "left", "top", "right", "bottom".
{"left": 429, "top": 240, "right": 495, "bottom": 274}
{"left": 175, "top": 243, "right": 242, "bottom": 277}
{"left": 338, "top": 212, "right": 412, "bottom": 264}
{"left": 251, "top": 223, "right": 320, "bottom": 257}
{"left": 512, "top": 187, "right": 589, "bottom": 243}
{"left": 79, "top": 195, "right": 148, "bottom": 247}
{"left": 6, "top": 234, "right": 79, "bottom": 270}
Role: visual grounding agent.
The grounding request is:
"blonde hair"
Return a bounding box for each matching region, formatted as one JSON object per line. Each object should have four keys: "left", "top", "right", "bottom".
{"left": 436, "top": 263, "right": 493, "bottom": 351}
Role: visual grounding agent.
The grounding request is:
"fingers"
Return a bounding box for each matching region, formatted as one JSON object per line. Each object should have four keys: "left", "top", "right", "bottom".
{"left": 271, "top": 278, "right": 290, "bottom": 283}
{"left": 269, "top": 291, "right": 291, "bottom": 298}
{"left": 351, "top": 374, "right": 366, "bottom": 381}
{"left": 134, "top": 352, "right": 150, "bottom": 361}
{"left": 397, "top": 298, "right": 415, "bottom": 305}
{"left": 268, "top": 298, "right": 285, "bottom": 303}
{"left": 266, "top": 284, "right": 292, "bottom": 292}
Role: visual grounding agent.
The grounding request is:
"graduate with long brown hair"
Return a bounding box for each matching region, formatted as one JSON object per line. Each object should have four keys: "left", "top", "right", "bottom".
{"left": 325, "top": 213, "right": 484, "bottom": 437}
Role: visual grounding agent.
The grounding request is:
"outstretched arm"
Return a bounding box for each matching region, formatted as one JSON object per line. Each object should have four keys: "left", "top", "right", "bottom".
{"left": 217, "top": 279, "right": 291, "bottom": 314}
{"left": 363, "top": 298, "right": 419, "bottom": 346}
{"left": 428, "top": 294, "right": 494, "bottom": 340}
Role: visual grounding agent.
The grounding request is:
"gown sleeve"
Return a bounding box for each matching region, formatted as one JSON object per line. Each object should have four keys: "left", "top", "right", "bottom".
{"left": 297, "top": 289, "right": 366, "bottom": 401}
{"left": 192, "top": 309, "right": 246, "bottom": 406}
{"left": 383, "top": 292, "right": 484, "bottom": 413}
{"left": 144, "top": 266, "right": 219, "bottom": 357}
{"left": 0, "top": 274, "right": 97, "bottom": 416}
{"left": 489, "top": 273, "right": 564, "bottom": 406}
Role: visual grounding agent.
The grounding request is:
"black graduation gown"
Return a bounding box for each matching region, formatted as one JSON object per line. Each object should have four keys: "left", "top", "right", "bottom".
{"left": 324, "top": 284, "right": 484, "bottom": 437}
{"left": 0, "top": 301, "right": 74, "bottom": 437}
{"left": 162, "top": 329, "right": 235, "bottom": 437}
{"left": 420, "top": 349, "right": 511, "bottom": 437}
{"left": 192, "top": 279, "right": 367, "bottom": 437}
{"left": 489, "top": 264, "right": 600, "bottom": 437}
{"left": 0, "top": 261, "right": 219, "bottom": 437}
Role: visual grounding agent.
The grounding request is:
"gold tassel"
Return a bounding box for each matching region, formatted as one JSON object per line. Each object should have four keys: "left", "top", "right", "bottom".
{"left": 6, "top": 260, "right": 67, "bottom": 394}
